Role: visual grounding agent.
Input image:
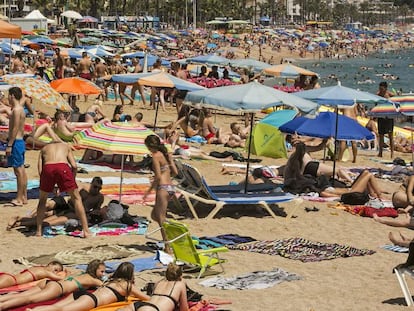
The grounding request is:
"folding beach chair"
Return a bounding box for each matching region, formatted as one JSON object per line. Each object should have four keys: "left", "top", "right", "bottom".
{"left": 157, "top": 220, "right": 228, "bottom": 279}
{"left": 175, "top": 162, "right": 295, "bottom": 220}
{"left": 394, "top": 241, "right": 414, "bottom": 306}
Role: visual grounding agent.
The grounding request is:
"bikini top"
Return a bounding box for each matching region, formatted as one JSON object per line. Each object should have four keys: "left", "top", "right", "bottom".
{"left": 105, "top": 285, "right": 125, "bottom": 302}
{"left": 160, "top": 164, "right": 169, "bottom": 172}
{"left": 152, "top": 281, "right": 179, "bottom": 310}
{"left": 65, "top": 274, "right": 85, "bottom": 291}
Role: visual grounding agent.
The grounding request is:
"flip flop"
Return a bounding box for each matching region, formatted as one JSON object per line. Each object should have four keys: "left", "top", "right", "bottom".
{"left": 305, "top": 207, "right": 319, "bottom": 212}
{"left": 4, "top": 201, "right": 23, "bottom": 207}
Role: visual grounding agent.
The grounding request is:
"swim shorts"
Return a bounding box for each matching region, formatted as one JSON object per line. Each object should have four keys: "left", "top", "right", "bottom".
{"left": 377, "top": 118, "right": 394, "bottom": 135}
{"left": 7, "top": 139, "right": 25, "bottom": 168}
{"left": 304, "top": 161, "right": 320, "bottom": 177}
{"left": 79, "top": 73, "right": 92, "bottom": 80}
{"left": 40, "top": 163, "right": 78, "bottom": 193}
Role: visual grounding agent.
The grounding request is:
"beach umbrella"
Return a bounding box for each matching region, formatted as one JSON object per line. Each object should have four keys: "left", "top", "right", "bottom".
{"left": 260, "top": 109, "right": 298, "bottom": 128}
{"left": 50, "top": 77, "right": 102, "bottom": 95}
{"left": 279, "top": 111, "right": 375, "bottom": 141}
{"left": 61, "top": 10, "right": 83, "bottom": 19}
{"left": 368, "top": 102, "right": 400, "bottom": 118}
{"left": 111, "top": 73, "right": 154, "bottom": 85}
{"left": 184, "top": 81, "right": 317, "bottom": 114}
{"left": 263, "top": 63, "right": 318, "bottom": 78}
{"left": 73, "top": 122, "right": 159, "bottom": 202}
{"left": 229, "top": 58, "right": 272, "bottom": 73}
{"left": 86, "top": 47, "right": 115, "bottom": 57}
{"left": 184, "top": 81, "right": 318, "bottom": 192}
{"left": 391, "top": 95, "right": 414, "bottom": 116}
{"left": 78, "top": 16, "right": 99, "bottom": 23}
{"left": 295, "top": 82, "right": 391, "bottom": 180}
{"left": 137, "top": 72, "right": 205, "bottom": 92}
{"left": 187, "top": 54, "right": 230, "bottom": 65}
{"left": 2, "top": 76, "right": 71, "bottom": 111}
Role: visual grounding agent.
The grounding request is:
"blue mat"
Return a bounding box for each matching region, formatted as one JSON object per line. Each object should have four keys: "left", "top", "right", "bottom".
{"left": 76, "top": 256, "right": 162, "bottom": 273}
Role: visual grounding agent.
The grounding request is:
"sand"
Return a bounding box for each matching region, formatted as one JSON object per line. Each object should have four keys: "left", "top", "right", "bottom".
{"left": 0, "top": 45, "right": 412, "bottom": 311}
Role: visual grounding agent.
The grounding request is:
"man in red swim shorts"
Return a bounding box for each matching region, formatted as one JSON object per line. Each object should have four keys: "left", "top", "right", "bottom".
{"left": 36, "top": 142, "right": 91, "bottom": 238}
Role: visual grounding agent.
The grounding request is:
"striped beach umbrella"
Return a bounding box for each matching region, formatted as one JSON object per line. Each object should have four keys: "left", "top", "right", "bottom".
{"left": 391, "top": 95, "right": 414, "bottom": 116}
{"left": 368, "top": 102, "right": 401, "bottom": 118}
{"left": 74, "top": 122, "right": 162, "bottom": 202}
{"left": 2, "top": 76, "right": 72, "bottom": 111}
{"left": 74, "top": 121, "right": 156, "bottom": 155}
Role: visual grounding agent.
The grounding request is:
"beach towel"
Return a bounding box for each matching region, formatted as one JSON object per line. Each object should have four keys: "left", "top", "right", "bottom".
{"left": 0, "top": 179, "right": 39, "bottom": 191}
{"left": 9, "top": 296, "right": 67, "bottom": 311}
{"left": 76, "top": 256, "right": 163, "bottom": 273}
{"left": 106, "top": 194, "right": 155, "bottom": 205}
{"left": 382, "top": 244, "right": 409, "bottom": 253}
{"left": 228, "top": 238, "right": 375, "bottom": 262}
{"left": 199, "top": 268, "right": 301, "bottom": 290}
{"left": 13, "top": 244, "right": 148, "bottom": 265}
{"left": 0, "top": 280, "right": 41, "bottom": 294}
{"left": 77, "top": 177, "right": 151, "bottom": 185}
{"left": 42, "top": 222, "right": 148, "bottom": 238}
{"left": 0, "top": 172, "right": 16, "bottom": 180}
{"left": 0, "top": 188, "right": 48, "bottom": 203}
{"left": 77, "top": 162, "right": 144, "bottom": 173}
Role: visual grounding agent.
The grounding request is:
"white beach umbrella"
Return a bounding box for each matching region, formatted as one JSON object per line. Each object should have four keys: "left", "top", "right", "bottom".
{"left": 61, "top": 10, "right": 83, "bottom": 19}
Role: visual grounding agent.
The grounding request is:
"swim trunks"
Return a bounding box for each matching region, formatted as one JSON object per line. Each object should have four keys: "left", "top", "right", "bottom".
{"left": 7, "top": 139, "right": 25, "bottom": 168}
{"left": 40, "top": 163, "right": 77, "bottom": 193}
{"left": 79, "top": 73, "right": 92, "bottom": 80}
{"left": 377, "top": 118, "right": 394, "bottom": 135}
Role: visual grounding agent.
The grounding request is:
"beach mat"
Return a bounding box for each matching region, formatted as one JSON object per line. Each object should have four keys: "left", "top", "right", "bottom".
{"left": 0, "top": 180, "right": 39, "bottom": 191}
{"left": 77, "top": 177, "right": 151, "bottom": 185}
{"left": 0, "top": 188, "right": 50, "bottom": 203}
{"left": 199, "top": 268, "right": 301, "bottom": 290}
{"left": 77, "top": 162, "right": 144, "bottom": 173}
{"left": 9, "top": 296, "right": 66, "bottom": 311}
{"left": 0, "top": 280, "right": 41, "bottom": 294}
{"left": 90, "top": 298, "right": 141, "bottom": 311}
{"left": 13, "top": 244, "right": 148, "bottom": 266}
{"left": 381, "top": 244, "right": 409, "bottom": 253}
{"left": 76, "top": 256, "right": 163, "bottom": 273}
{"left": 42, "top": 223, "right": 149, "bottom": 238}
{"left": 229, "top": 237, "right": 375, "bottom": 262}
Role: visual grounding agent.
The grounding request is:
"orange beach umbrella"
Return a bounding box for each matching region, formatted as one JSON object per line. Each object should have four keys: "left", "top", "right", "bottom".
{"left": 50, "top": 77, "right": 102, "bottom": 95}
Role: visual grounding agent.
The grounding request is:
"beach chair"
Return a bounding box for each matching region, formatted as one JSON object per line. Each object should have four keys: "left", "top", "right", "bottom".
{"left": 162, "top": 220, "right": 228, "bottom": 279}
{"left": 176, "top": 162, "right": 295, "bottom": 220}
{"left": 394, "top": 267, "right": 414, "bottom": 306}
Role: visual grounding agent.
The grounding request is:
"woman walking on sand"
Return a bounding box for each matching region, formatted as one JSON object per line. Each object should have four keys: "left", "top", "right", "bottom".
{"left": 143, "top": 135, "right": 178, "bottom": 250}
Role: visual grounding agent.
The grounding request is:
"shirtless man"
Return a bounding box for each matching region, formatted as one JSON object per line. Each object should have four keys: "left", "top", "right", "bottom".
{"left": 129, "top": 58, "right": 148, "bottom": 108}
{"left": 36, "top": 142, "right": 91, "bottom": 237}
{"left": 53, "top": 111, "right": 76, "bottom": 142}
{"left": 339, "top": 105, "right": 358, "bottom": 163}
{"left": 10, "top": 53, "right": 26, "bottom": 73}
{"left": 94, "top": 58, "right": 107, "bottom": 101}
{"left": 54, "top": 48, "right": 65, "bottom": 79}
{"left": 6, "top": 87, "right": 27, "bottom": 206}
{"left": 377, "top": 81, "right": 395, "bottom": 158}
{"left": 78, "top": 52, "right": 94, "bottom": 101}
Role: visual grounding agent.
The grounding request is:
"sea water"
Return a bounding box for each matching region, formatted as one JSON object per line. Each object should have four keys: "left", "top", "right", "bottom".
{"left": 297, "top": 48, "right": 414, "bottom": 94}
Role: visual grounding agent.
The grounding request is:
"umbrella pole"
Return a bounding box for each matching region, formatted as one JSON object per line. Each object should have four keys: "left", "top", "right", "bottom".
{"left": 32, "top": 102, "right": 36, "bottom": 150}
{"left": 332, "top": 107, "right": 340, "bottom": 184}
{"left": 153, "top": 101, "right": 159, "bottom": 131}
{"left": 243, "top": 113, "right": 255, "bottom": 194}
{"left": 119, "top": 155, "right": 124, "bottom": 202}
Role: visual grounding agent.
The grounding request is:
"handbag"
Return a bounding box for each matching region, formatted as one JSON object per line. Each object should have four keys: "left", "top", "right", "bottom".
{"left": 340, "top": 191, "right": 369, "bottom": 205}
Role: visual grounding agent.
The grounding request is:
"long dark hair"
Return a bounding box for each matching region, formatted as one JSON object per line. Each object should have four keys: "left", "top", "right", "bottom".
{"left": 286, "top": 142, "right": 306, "bottom": 179}
{"left": 112, "top": 105, "right": 123, "bottom": 121}
{"left": 145, "top": 135, "right": 169, "bottom": 163}
{"left": 86, "top": 259, "right": 105, "bottom": 279}
{"left": 108, "top": 262, "right": 134, "bottom": 296}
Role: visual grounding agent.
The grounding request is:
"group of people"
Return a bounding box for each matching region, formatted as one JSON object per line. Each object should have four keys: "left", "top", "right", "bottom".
{"left": 0, "top": 260, "right": 189, "bottom": 311}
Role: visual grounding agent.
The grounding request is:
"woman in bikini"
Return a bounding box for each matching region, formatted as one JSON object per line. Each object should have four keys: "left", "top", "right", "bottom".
{"left": 117, "top": 263, "right": 188, "bottom": 311}
{"left": 27, "top": 262, "right": 149, "bottom": 311}
{"left": 143, "top": 135, "right": 178, "bottom": 248}
{"left": 0, "top": 259, "right": 105, "bottom": 310}
{"left": 0, "top": 261, "right": 63, "bottom": 290}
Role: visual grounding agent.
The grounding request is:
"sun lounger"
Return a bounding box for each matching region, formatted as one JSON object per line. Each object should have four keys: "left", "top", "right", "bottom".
{"left": 174, "top": 161, "right": 295, "bottom": 220}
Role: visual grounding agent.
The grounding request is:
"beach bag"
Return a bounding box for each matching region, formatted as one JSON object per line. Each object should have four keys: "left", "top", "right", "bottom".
{"left": 340, "top": 192, "right": 369, "bottom": 205}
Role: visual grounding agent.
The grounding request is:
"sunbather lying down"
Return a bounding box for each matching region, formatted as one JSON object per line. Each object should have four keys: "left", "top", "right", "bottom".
{"left": 221, "top": 165, "right": 285, "bottom": 185}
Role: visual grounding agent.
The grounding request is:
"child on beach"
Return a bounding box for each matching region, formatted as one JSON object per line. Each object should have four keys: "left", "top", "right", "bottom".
{"left": 26, "top": 262, "right": 150, "bottom": 311}
{"left": 0, "top": 261, "right": 64, "bottom": 289}
{"left": 0, "top": 259, "right": 105, "bottom": 310}
{"left": 143, "top": 135, "right": 178, "bottom": 251}
{"left": 116, "top": 263, "right": 188, "bottom": 311}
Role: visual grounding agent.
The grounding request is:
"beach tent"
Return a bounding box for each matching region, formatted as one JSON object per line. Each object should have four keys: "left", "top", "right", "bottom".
{"left": 0, "top": 20, "right": 21, "bottom": 39}
{"left": 25, "top": 10, "right": 55, "bottom": 24}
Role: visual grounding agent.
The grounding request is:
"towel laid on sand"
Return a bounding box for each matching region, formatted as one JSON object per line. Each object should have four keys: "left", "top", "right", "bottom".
{"left": 229, "top": 237, "right": 375, "bottom": 262}
{"left": 13, "top": 244, "right": 148, "bottom": 265}
{"left": 199, "top": 268, "right": 301, "bottom": 290}
{"left": 76, "top": 256, "right": 163, "bottom": 273}
{"left": 0, "top": 180, "right": 39, "bottom": 191}
{"left": 382, "top": 244, "right": 409, "bottom": 253}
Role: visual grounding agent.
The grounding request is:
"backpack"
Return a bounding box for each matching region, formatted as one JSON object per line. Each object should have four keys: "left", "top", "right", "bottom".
{"left": 340, "top": 192, "right": 369, "bottom": 205}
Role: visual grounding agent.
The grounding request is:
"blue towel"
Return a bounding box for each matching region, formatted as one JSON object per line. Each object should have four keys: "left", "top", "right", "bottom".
{"left": 76, "top": 256, "right": 162, "bottom": 273}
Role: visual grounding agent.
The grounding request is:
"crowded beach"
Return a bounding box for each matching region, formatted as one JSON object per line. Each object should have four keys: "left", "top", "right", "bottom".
{"left": 1, "top": 16, "right": 414, "bottom": 311}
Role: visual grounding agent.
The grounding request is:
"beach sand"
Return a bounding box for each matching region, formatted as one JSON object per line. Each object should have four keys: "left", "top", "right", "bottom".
{"left": 0, "top": 45, "right": 412, "bottom": 311}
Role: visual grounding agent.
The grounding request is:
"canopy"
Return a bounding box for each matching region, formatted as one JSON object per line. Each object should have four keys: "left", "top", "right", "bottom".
{"left": 25, "top": 10, "right": 55, "bottom": 23}
{"left": 263, "top": 63, "right": 318, "bottom": 78}
{"left": 61, "top": 10, "right": 83, "bottom": 19}
{"left": 0, "top": 20, "right": 21, "bottom": 39}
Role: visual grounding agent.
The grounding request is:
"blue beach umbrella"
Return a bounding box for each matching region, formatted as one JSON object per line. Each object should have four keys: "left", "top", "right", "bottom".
{"left": 111, "top": 72, "right": 155, "bottom": 84}
{"left": 260, "top": 109, "right": 298, "bottom": 128}
{"left": 188, "top": 54, "right": 230, "bottom": 65}
{"left": 229, "top": 58, "right": 272, "bottom": 73}
{"left": 279, "top": 112, "right": 374, "bottom": 141}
